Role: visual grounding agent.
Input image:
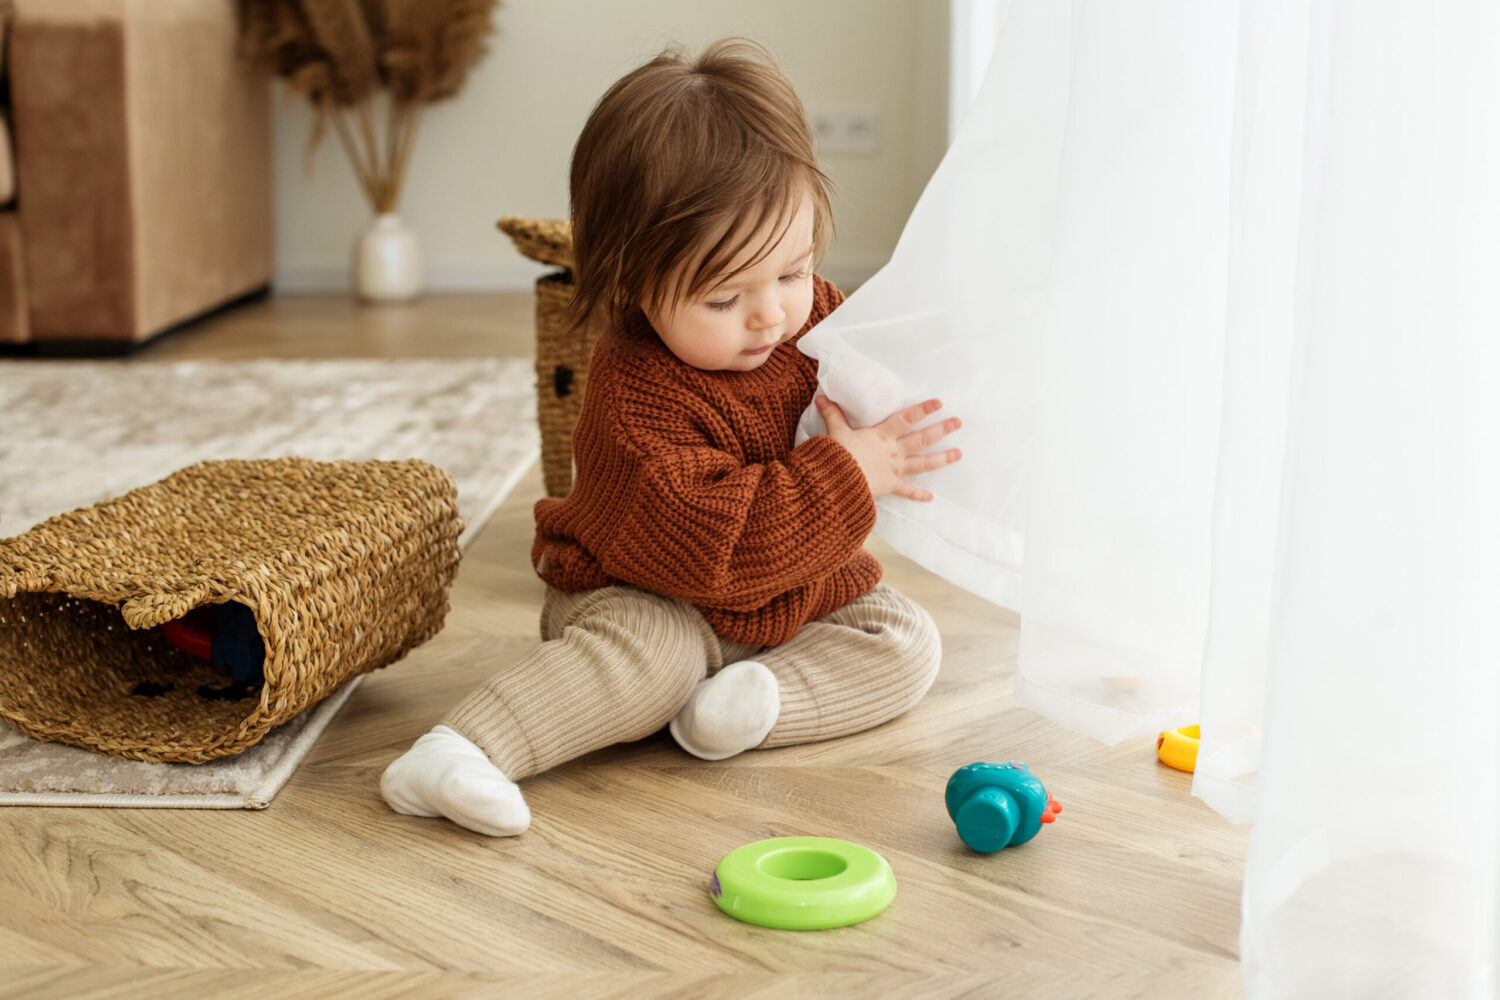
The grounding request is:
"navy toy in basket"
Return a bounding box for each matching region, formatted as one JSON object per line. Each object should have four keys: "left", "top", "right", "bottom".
{"left": 160, "top": 602, "right": 267, "bottom": 697}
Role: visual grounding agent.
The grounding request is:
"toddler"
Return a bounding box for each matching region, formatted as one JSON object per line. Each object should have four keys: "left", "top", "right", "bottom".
{"left": 381, "top": 39, "right": 962, "bottom": 836}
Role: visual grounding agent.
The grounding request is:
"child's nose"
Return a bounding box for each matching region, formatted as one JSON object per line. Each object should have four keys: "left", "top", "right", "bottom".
{"left": 749, "top": 291, "right": 785, "bottom": 330}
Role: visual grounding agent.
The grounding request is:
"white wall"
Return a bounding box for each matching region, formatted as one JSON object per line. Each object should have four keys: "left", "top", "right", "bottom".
{"left": 271, "top": 0, "right": 949, "bottom": 293}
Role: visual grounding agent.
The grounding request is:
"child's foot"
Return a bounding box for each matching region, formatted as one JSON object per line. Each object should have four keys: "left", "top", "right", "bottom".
{"left": 669, "top": 660, "right": 780, "bottom": 761}
{"left": 380, "top": 725, "right": 530, "bottom": 837}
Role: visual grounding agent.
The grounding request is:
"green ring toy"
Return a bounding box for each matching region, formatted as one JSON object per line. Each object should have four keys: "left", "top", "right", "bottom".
{"left": 709, "top": 837, "right": 897, "bottom": 930}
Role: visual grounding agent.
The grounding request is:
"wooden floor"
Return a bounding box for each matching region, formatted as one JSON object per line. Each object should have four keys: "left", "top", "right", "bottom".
{"left": 0, "top": 294, "right": 1248, "bottom": 999}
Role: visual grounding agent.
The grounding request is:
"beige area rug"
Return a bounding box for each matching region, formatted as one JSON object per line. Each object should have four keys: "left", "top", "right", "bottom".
{"left": 0, "top": 358, "right": 538, "bottom": 808}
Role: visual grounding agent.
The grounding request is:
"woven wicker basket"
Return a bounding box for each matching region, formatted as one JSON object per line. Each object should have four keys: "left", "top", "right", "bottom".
{"left": 497, "top": 215, "right": 600, "bottom": 498}
{"left": 0, "top": 458, "right": 463, "bottom": 763}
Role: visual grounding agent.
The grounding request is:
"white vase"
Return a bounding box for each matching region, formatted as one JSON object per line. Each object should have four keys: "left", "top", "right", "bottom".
{"left": 353, "top": 213, "right": 423, "bottom": 303}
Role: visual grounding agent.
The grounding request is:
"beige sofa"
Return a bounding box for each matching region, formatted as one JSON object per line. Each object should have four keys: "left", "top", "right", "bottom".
{"left": 0, "top": 0, "right": 271, "bottom": 349}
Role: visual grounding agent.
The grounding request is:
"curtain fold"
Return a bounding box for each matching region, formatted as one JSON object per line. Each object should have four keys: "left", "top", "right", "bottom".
{"left": 797, "top": 1, "right": 1500, "bottom": 993}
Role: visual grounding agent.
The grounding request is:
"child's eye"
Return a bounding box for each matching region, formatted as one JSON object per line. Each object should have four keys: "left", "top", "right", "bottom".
{"left": 780, "top": 269, "right": 810, "bottom": 283}
{"left": 706, "top": 296, "right": 738, "bottom": 312}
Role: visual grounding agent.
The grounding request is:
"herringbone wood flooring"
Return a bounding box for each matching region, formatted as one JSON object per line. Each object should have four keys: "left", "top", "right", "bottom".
{"left": 0, "top": 293, "right": 1246, "bottom": 999}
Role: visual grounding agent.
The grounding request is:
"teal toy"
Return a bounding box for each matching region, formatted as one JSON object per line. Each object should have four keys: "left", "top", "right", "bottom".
{"left": 710, "top": 837, "right": 897, "bottom": 930}
{"left": 946, "top": 761, "right": 1061, "bottom": 853}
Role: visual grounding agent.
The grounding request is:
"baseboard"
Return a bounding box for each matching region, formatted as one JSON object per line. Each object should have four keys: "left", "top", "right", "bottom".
{"left": 275, "top": 261, "right": 555, "bottom": 293}
{"left": 274, "top": 257, "right": 887, "bottom": 294}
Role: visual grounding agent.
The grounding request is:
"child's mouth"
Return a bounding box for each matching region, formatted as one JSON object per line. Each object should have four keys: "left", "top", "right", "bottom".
{"left": 745, "top": 335, "right": 785, "bottom": 356}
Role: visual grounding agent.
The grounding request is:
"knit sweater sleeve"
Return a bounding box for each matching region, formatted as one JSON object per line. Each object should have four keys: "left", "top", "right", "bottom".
{"left": 580, "top": 389, "right": 877, "bottom": 613}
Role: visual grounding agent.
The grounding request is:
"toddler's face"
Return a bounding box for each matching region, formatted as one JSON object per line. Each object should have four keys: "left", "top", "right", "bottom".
{"left": 644, "top": 191, "right": 816, "bottom": 372}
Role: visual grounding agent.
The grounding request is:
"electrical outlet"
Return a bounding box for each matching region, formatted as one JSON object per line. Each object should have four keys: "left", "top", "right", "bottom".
{"left": 809, "top": 108, "right": 880, "bottom": 156}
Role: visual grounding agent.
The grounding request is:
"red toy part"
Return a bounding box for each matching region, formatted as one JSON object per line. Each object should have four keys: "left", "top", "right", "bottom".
{"left": 160, "top": 606, "right": 215, "bottom": 660}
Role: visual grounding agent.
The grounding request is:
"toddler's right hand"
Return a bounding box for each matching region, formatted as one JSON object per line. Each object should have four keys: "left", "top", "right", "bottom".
{"left": 814, "top": 395, "right": 962, "bottom": 502}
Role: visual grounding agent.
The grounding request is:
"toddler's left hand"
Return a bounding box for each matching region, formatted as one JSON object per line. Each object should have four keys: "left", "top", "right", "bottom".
{"left": 814, "top": 395, "right": 963, "bottom": 502}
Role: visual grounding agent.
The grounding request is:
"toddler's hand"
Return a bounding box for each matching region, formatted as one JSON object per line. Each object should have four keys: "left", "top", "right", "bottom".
{"left": 814, "top": 395, "right": 962, "bottom": 502}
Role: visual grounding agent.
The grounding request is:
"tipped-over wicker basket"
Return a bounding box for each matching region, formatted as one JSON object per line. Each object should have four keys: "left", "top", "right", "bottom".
{"left": 0, "top": 457, "right": 463, "bottom": 763}
{"left": 497, "top": 215, "right": 601, "bottom": 498}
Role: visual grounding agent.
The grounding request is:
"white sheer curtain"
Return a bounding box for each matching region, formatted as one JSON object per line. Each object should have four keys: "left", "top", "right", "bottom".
{"left": 797, "top": 1, "right": 1500, "bottom": 994}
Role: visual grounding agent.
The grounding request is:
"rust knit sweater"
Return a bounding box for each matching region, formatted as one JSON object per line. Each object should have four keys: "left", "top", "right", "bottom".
{"left": 532, "top": 275, "right": 882, "bottom": 646}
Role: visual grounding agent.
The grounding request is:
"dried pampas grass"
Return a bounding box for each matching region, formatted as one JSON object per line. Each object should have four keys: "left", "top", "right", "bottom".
{"left": 237, "top": 0, "right": 500, "bottom": 213}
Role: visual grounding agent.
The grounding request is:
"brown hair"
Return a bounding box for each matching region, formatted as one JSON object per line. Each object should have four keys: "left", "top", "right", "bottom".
{"left": 564, "top": 38, "right": 834, "bottom": 338}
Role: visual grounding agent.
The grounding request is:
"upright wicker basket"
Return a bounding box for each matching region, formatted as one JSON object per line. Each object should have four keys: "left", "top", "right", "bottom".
{"left": 497, "top": 215, "right": 600, "bottom": 498}
{"left": 0, "top": 457, "right": 463, "bottom": 763}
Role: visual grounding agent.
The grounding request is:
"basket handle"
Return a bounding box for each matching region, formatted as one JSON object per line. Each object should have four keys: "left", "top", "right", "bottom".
{"left": 120, "top": 582, "right": 218, "bottom": 631}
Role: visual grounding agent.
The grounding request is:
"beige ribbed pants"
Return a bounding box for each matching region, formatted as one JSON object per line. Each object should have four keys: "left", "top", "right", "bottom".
{"left": 444, "top": 583, "right": 941, "bottom": 781}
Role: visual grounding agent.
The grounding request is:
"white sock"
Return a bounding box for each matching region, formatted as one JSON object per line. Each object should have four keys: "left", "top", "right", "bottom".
{"left": 380, "top": 725, "right": 531, "bottom": 837}
{"left": 669, "top": 660, "right": 780, "bottom": 761}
